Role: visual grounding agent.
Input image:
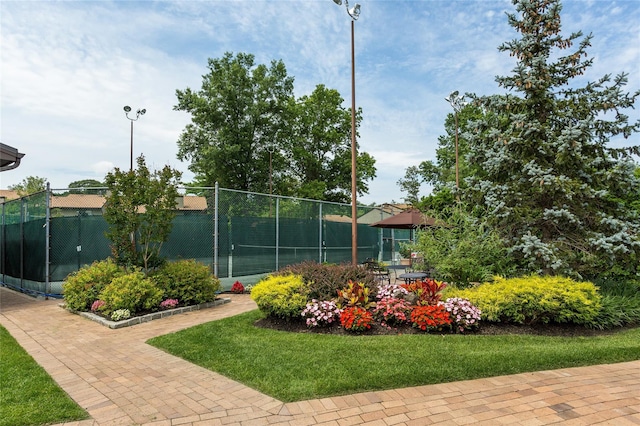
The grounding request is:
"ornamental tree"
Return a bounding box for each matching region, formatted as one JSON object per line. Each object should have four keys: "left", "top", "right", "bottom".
{"left": 463, "top": 0, "right": 640, "bottom": 277}
{"left": 104, "top": 156, "right": 182, "bottom": 273}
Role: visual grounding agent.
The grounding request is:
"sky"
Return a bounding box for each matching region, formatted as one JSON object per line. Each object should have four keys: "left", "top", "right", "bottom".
{"left": 1, "top": 0, "right": 639, "bottom": 205}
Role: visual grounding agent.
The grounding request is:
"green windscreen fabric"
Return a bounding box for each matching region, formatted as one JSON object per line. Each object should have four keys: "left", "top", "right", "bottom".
{"left": 50, "top": 216, "right": 111, "bottom": 281}
{"left": 1, "top": 187, "right": 388, "bottom": 289}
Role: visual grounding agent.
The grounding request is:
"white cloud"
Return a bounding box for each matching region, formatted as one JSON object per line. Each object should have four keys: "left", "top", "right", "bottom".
{"left": 1, "top": 0, "right": 638, "bottom": 203}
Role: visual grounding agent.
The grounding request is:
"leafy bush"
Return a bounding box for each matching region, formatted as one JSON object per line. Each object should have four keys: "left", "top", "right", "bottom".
{"left": 110, "top": 309, "right": 131, "bottom": 321}
{"left": 402, "top": 279, "right": 447, "bottom": 306}
{"left": 160, "top": 299, "right": 179, "bottom": 310}
{"left": 590, "top": 295, "right": 640, "bottom": 329}
{"left": 337, "top": 280, "right": 375, "bottom": 309}
{"left": 251, "top": 274, "right": 308, "bottom": 320}
{"left": 340, "top": 306, "right": 373, "bottom": 332}
{"left": 151, "top": 259, "right": 220, "bottom": 305}
{"left": 413, "top": 205, "right": 515, "bottom": 287}
{"left": 410, "top": 304, "right": 452, "bottom": 331}
{"left": 443, "top": 298, "right": 482, "bottom": 333}
{"left": 231, "top": 281, "right": 245, "bottom": 294}
{"left": 98, "top": 271, "right": 163, "bottom": 315}
{"left": 276, "top": 261, "right": 377, "bottom": 301}
{"left": 450, "top": 275, "right": 602, "bottom": 325}
{"left": 376, "top": 283, "right": 409, "bottom": 300}
{"left": 62, "top": 259, "right": 124, "bottom": 311}
{"left": 301, "top": 300, "right": 342, "bottom": 327}
{"left": 373, "top": 297, "right": 412, "bottom": 327}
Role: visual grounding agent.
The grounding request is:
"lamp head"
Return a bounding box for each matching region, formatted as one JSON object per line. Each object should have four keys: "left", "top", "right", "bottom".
{"left": 138, "top": 108, "right": 146, "bottom": 116}
{"left": 349, "top": 3, "right": 361, "bottom": 19}
{"left": 123, "top": 105, "right": 132, "bottom": 113}
{"left": 332, "top": 0, "right": 342, "bottom": 4}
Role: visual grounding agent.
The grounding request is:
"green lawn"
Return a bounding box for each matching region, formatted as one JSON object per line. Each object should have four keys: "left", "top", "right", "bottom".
{"left": 0, "top": 325, "right": 89, "bottom": 426}
{"left": 148, "top": 309, "right": 640, "bottom": 402}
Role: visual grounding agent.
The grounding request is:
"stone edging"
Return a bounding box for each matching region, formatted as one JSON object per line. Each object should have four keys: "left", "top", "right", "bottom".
{"left": 62, "top": 298, "right": 231, "bottom": 329}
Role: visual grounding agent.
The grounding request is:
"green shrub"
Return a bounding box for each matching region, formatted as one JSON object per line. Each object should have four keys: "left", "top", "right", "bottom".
{"left": 62, "top": 259, "right": 124, "bottom": 311}
{"left": 449, "top": 275, "right": 602, "bottom": 325}
{"left": 250, "top": 274, "right": 308, "bottom": 320}
{"left": 591, "top": 295, "right": 640, "bottom": 329}
{"left": 276, "top": 261, "right": 377, "bottom": 301}
{"left": 151, "top": 259, "right": 220, "bottom": 305}
{"left": 98, "top": 271, "right": 163, "bottom": 315}
{"left": 591, "top": 277, "right": 640, "bottom": 297}
{"left": 413, "top": 205, "right": 515, "bottom": 287}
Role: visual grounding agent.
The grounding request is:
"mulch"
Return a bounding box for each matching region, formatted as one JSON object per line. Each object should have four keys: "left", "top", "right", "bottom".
{"left": 255, "top": 317, "right": 632, "bottom": 337}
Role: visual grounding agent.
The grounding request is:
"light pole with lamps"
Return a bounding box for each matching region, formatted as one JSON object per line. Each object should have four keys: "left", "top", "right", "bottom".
{"left": 444, "top": 91, "right": 464, "bottom": 200}
{"left": 123, "top": 106, "right": 146, "bottom": 171}
{"left": 331, "top": 0, "right": 361, "bottom": 265}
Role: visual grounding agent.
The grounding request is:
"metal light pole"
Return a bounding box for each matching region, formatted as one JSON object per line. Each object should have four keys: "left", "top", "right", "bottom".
{"left": 444, "top": 91, "right": 464, "bottom": 200}
{"left": 331, "top": 0, "right": 361, "bottom": 265}
{"left": 267, "top": 144, "right": 275, "bottom": 217}
{"left": 123, "top": 106, "right": 146, "bottom": 171}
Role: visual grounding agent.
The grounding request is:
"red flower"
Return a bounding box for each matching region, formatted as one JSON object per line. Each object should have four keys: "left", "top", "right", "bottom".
{"left": 231, "top": 281, "right": 245, "bottom": 294}
{"left": 340, "top": 306, "right": 373, "bottom": 332}
{"left": 410, "top": 304, "right": 452, "bottom": 331}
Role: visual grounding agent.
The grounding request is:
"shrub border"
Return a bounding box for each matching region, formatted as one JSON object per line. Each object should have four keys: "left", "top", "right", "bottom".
{"left": 62, "top": 298, "right": 231, "bottom": 329}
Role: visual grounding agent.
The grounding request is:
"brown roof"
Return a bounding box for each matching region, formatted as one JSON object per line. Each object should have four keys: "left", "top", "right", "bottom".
{"left": 370, "top": 209, "right": 439, "bottom": 229}
{"left": 51, "top": 194, "right": 106, "bottom": 209}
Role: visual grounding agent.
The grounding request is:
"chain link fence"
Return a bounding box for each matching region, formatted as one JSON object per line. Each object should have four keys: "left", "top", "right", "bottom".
{"left": 1, "top": 184, "right": 409, "bottom": 296}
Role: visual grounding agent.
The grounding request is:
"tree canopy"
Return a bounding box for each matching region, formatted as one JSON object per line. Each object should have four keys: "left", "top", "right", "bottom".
{"left": 8, "top": 176, "right": 46, "bottom": 196}
{"left": 174, "top": 52, "right": 376, "bottom": 203}
{"left": 104, "top": 156, "right": 182, "bottom": 272}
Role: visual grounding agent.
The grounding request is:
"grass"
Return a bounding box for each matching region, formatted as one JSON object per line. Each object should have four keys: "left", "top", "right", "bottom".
{"left": 148, "top": 309, "right": 640, "bottom": 402}
{"left": 0, "top": 325, "right": 89, "bottom": 426}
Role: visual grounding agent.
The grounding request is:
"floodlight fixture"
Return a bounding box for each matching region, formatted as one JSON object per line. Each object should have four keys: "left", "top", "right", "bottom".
{"left": 123, "top": 105, "right": 146, "bottom": 171}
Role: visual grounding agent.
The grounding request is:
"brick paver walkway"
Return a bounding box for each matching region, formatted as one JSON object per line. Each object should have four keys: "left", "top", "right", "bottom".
{"left": 1, "top": 286, "right": 639, "bottom": 425}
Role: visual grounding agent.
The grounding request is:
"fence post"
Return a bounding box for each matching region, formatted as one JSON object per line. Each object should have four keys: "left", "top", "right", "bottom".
{"left": 45, "top": 183, "right": 51, "bottom": 297}
{"left": 214, "top": 182, "right": 219, "bottom": 277}
{"left": 275, "top": 197, "right": 279, "bottom": 271}
{"left": 318, "top": 203, "right": 323, "bottom": 263}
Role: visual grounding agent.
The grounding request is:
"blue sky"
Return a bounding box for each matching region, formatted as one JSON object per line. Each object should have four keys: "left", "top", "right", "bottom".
{"left": 1, "top": 0, "right": 639, "bottom": 205}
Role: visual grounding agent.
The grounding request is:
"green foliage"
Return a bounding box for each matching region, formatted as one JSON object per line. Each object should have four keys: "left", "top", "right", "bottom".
{"left": 402, "top": 278, "right": 447, "bottom": 306}
{"left": 590, "top": 277, "right": 640, "bottom": 329}
{"left": 174, "top": 52, "right": 376, "bottom": 201}
{"left": 414, "top": 205, "right": 515, "bottom": 286}
{"left": 336, "top": 280, "right": 375, "bottom": 309}
{"left": 591, "top": 295, "right": 640, "bottom": 330}
{"left": 67, "top": 179, "right": 105, "bottom": 194}
{"left": 104, "top": 155, "right": 182, "bottom": 272}
{"left": 98, "top": 271, "right": 163, "bottom": 315}
{"left": 450, "top": 275, "right": 602, "bottom": 326}
{"left": 461, "top": 0, "right": 640, "bottom": 277}
{"left": 250, "top": 274, "right": 308, "bottom": 320}
{"left": 290, "top": 84, "right": 376, "bottom": 202}
{"left": 152, "top": 259, "right": 220, "bottom": 305}
{"left": 276, "top": 261, "right": 376, "bottom": 301}
{"left": 7, "top": 175, "right": 47, "bottom": 196}
{"left": 175, "top": 52, "right": 295, "bottom": 193}
{"left": 62, "top": 259, "right": 124, "bottom": 311}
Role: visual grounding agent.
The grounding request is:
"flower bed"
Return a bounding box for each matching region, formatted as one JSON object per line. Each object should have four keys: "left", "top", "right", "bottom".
{"left": 66, "top": 298, "right": 231, "bottom": 329}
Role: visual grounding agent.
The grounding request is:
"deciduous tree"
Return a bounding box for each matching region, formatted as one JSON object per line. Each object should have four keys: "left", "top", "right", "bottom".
{"left": 104, "top": 156, "right": 182, "bottom": 273}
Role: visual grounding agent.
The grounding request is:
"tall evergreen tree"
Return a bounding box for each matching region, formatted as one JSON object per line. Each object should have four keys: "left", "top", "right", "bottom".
{"left": 464, "top": 0, "right": 640, "bottom": 277}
